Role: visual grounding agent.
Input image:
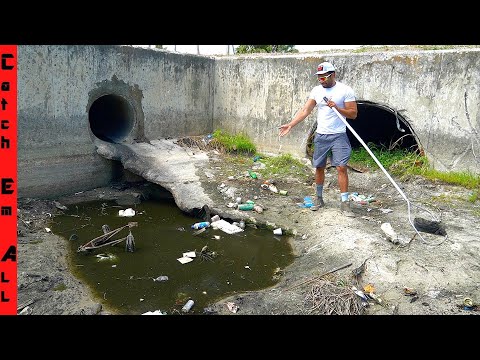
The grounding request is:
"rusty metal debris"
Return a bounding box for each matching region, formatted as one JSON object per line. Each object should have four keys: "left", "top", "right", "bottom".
{"left": 77, "top": 222, "right": 138, "bottom": 253}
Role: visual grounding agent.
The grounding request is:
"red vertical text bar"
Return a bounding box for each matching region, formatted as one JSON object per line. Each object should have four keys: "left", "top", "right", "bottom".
{"left": 0, "top": 45, "right": 17, "bottom": 315}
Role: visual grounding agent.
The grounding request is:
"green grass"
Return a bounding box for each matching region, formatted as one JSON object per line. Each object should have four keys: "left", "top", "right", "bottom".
{"left": 350, "top": 144, "right": 480, "bottom": 202}
{"left": 210, "top": 129, "right": 312, "bottom": 181}
{"left": 210, "top": 130, "right": 479, "bottom": 202}
{"left": 212, "top": 129, "right": 256, "bottom": 154}
{"left": 220, "top": 151, "right": 312, "bottom": 182}
{"left": 468, "top": 191, "right": 478, "bottom": 203}
{"left": 259, "top": 153, "right": 312, "bottom": 181}
{"left": 349, "top": 143, "right": 411, "bottom": 170}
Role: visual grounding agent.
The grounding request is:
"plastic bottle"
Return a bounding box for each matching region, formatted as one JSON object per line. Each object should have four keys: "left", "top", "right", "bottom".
{"left": 303, "top": 196, "right": 313, "bottom": 208}
{"left": 268, "top": 184, "right": 278, "bottom": 193}
{"left": 182, "top": 299, "right": 194, "bottom": 313}
{"left": 238, "top": 203, "right": 254, "bottom": 211}
{"left": 203, "top": 134, "right": 213, "bottom": 144}
{"left": 191, "top": 221, "right": 210, "bottom": 230}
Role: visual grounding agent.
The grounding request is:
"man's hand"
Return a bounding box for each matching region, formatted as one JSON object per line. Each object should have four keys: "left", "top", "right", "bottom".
{"left": 279, "top": 124, "right": 292, "bottom": 137}
{"left": 325, "top": 99, "right": 337, "bottom": 109}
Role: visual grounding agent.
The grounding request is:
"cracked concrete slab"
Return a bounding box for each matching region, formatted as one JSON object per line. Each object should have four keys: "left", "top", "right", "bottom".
{"left": 94, "top": 138, "right": 214, "bottom": 211}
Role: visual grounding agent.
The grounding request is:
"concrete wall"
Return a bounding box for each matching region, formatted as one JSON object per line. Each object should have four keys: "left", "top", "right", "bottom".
{"left": 18, "top": 45, "right": 214, "bottom": 198}
{"left": 18, "top": 46, "right": 480, "bottom": 199}
{"left": 214, "top": 49, "right": 480, "bottom": 173}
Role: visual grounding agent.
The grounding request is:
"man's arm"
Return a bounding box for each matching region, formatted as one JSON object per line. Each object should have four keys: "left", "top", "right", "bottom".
{"left": 279, "top": 99, "right": 317, "bottom": 137}
{"left": 327, "top": 100, "right": 358, "bottom": 120}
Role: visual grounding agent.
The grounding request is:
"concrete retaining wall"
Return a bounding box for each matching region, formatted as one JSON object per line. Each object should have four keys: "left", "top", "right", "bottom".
{"left": 18, "top": 45, "right": 214, "bottom": 198}
{"left": 214, "top": 49, "right": 480, "bottom": 173}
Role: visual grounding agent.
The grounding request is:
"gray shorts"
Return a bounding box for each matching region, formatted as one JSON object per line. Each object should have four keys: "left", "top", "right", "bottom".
{"left": 312, "top": 132, "right": 352, "bottom": 168}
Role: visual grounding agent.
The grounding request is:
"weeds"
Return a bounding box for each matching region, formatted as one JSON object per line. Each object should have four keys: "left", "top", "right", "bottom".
{"left": 212, "top": 129, "right": 256, "bottom": 154}
{"left": 350, "top": 143, "right": 480, "bottom": 197}
{"left": 350, "top": 143, "right": 413, "bottom": 171}
{"left": 203, "top": 130, "right": 312, "bottom": 181}
{"left": 192, "top": 129, "right": 480, "bottom": 202}
{"left": 259, "top": 153, "right": 312, "bottom": 181}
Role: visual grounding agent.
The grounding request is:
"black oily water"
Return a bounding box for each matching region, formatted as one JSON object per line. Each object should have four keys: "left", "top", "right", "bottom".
{"left": 51, "top": 198, "right": 295, "bottom": 315}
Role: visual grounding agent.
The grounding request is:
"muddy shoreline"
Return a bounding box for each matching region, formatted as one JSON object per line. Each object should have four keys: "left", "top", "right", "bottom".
{"left": 17, "top": 147, "right": 480, "bottom": 315}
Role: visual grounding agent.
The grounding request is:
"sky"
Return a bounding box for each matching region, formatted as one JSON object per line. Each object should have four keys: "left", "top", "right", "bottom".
{"left": 134, "top": 45, "right": 361, "bottom": 55}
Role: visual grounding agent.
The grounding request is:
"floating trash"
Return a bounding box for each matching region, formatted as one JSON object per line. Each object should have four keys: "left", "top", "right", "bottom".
{"left": 95, "top": 253, "right": 117, "bottom": 262}
{"left": 118, "top": 208, "right": 135, "bottom": 217}
{"left": 177, "top": 257, "right": 194, "bottom": 264}
{"left": 192, "top": 227, "right": 206, "bottom": 236}
{"left": 191, "top": 221, "right": 210, "bottom": 230}
{"left": 126, "top": 230, "right": 135, "bottom": 252}
{"left": 182, "top": 299, "right": 195, "bottom": 313}
{"left": 142, "top": 310, "right": 167, "bottom": 315}
{"left": 102, "top": 224, "right": 111, "bottom": 234}
{"left": 210, "top": 219, "right": 244, "bottom": 234}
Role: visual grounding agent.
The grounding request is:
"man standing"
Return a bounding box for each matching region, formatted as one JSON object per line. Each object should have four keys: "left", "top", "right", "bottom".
{"left": 279, "top": 61, "right": 358, "bottom": 217}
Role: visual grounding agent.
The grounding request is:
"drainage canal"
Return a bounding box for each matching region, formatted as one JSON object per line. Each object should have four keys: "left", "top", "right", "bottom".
{"left": 51, "top": 184, "right": 295, "bottom": 315}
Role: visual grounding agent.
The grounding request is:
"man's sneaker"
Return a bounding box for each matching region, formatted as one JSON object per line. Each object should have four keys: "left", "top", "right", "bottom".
{"left": 310, "top": 197, "right": 325, "bottom": 211}
{"left": 340, "top": 201, "right": 355, "bottom": 217}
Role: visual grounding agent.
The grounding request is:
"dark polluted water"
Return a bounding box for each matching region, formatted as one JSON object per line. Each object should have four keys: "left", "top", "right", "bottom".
{"left": 51, "top": 196, "right": 295, "bottom": 315}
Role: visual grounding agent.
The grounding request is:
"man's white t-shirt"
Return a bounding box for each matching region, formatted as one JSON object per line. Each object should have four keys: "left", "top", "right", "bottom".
{"left": 308, "top": 81, "right": 356, "bottom": 134}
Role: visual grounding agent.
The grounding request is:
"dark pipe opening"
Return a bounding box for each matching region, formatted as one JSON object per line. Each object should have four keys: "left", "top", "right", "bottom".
{"left": 347, "top": 101, "right": 418, "bottom": 151}
{"left": 307, "top": 102, "right": 420, "bottom": 157}
{"left": 89, "top": 94, "right": 135, "bottom": 143}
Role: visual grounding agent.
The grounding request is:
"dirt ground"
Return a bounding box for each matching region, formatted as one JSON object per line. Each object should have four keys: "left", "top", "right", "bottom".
{"left": 16, "top": 145, "right": 480, "bottom": 315}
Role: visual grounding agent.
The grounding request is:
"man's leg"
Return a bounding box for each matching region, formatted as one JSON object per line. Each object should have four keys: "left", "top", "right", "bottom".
{"left": 310, "top": 167, "right": 326, "bottom": 210}
{"left": 330, "top": 133, "right": 354, "bottom": 217}
{"left": 337, "top": 165, "right": 354, "bottom": 217}
{"left": 311, "top": 133, "right": 332, "bottom": 211}
{"left": 316, "top": 166, "right": 326, "bottom": 187}
{"left": 337, "top": 165, "right": 348, "bottom": 194}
